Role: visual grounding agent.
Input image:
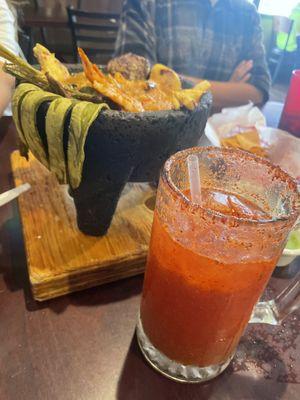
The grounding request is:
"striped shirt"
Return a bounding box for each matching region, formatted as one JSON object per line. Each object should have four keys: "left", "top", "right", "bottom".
{"left": 115, "top": 0, "right": 270, "bottom": 101}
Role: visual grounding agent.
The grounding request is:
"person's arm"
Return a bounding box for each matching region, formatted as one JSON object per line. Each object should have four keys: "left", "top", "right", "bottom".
{"left": 0, "top": 0, "right": 18, "bottom": 117}
{"left": 181, "top": 74, "right": 263, "bottom": 111}
{"left": 114, "top": 0, "right": 157, "bottom": 63}
{"left": 0, "top": 62, "right": 15, "bottom": 117}
{"left": 205, "top": 81, "right": 263, "bottom": 110}
{"left": 183, "top": 5, "right": 270, "bottom": 110}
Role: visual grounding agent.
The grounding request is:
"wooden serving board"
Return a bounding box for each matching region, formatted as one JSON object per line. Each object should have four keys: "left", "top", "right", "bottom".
{"left": 11, "top": 151, "right": 156, "bottom": 301}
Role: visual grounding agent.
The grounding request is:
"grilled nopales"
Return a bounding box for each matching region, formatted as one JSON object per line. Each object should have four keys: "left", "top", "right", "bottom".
{"left": 13, "top": 83, "right": 108, "bottom": 188}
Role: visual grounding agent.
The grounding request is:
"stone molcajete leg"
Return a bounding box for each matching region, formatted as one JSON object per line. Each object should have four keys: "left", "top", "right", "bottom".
{"left": 71, "top": 164, "right": 133, "bottom": 236}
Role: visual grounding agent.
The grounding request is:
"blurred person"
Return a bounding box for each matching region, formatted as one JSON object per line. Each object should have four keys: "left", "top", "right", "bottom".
{"left": 277, "top": 2, "right": 300, "bottom": 69}
{"left": 277, "top": 2, "right": 300, "bottom": 53}
{"left": 0, "top": 0, "right": 19, "bottom": 118}
{"left": 115, "top": 0, "right": 270, "bottom": 110}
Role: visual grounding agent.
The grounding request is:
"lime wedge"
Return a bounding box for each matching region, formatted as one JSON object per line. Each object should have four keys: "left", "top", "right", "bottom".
{"left": 286, "top": 229, "right": 300, "bottom": 250}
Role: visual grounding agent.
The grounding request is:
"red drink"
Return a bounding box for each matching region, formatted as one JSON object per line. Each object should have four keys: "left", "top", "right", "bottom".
{"left": 279, "top": 70, "right": 300, "bottom": 138}
{"left": 141, "top": 192, "right": 276, "bottom": 367}
{"left": 137, "top": 147, "right": 299, "bottom": 383}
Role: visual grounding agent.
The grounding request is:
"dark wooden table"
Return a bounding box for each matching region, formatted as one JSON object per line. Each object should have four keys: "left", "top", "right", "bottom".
{"left": 0, "top": 117, "right": 299, "bottom": 400}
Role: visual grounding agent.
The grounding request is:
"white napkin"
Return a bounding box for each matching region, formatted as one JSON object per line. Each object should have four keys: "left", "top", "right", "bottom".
{"left": 205, "top": 103, "right": 266, "bottom": 146}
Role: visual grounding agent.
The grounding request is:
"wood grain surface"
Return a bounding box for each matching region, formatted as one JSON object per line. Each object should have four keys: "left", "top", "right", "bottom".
{"left": 11, "top": 151, "right": 155, "bottom": 301}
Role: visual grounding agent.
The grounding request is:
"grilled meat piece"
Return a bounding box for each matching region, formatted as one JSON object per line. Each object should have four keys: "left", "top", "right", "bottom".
{"left": 107, "top": 53, "right": 150, "bottom": 81}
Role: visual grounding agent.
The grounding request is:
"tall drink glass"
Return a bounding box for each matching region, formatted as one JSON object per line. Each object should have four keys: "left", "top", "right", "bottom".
{"left": 279, "top": 70, "right": 300, "bottom": 138}
{"left": 137, "top": 147, "right": 299, "bottom": 383}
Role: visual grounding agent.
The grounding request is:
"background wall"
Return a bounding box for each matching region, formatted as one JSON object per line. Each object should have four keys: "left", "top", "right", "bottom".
{"left": 259, "top": 0, "right": 299, "bottom": 17}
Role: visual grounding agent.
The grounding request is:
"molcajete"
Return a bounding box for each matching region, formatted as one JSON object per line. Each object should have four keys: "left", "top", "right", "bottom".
{"left": 35, "top": 92, "right": 212, "bottom": 236}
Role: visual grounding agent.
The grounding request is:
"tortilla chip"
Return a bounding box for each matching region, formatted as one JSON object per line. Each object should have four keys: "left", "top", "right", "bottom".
{"left": 221, "top": 129, "right": 267, "bottom": 158}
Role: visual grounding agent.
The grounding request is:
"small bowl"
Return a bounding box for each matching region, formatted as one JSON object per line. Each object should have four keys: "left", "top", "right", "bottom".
{"left": 277, "top": 247, "right": 300, "bottom": 267}
{"left": 278, "top": 227, "right": 300, "bottom": 267}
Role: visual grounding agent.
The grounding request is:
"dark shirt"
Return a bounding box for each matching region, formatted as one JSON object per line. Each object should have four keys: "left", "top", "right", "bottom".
{"left": 115, "top": 0, "right": 270, "bottom": 101}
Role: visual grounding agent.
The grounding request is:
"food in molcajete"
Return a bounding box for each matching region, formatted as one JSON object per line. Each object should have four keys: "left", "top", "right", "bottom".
{"left": 0, "top": 43, "right": 210, "bottom": 113}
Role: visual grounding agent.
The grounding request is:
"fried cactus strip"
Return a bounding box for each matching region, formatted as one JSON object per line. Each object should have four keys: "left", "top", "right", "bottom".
{"left": 12, "top": 83, "right": 42, "bottom": 158}
{"left": 20, "top": 90, "right": 60, "bottom": 168}
{"left": 46, "top": 97, "right": 77, "bottom": 184}
{"left": 0, "top": 43, "right": 48, "bottom": 86}
{"left": 3, "top": 63, "right": 50, "bottom": 90}
{"left": 71, "top": 90, "right": 104, "bottom": 103}
{"left": 68, "top": 101, "right": 109, "bottom": 189}
{"left": 46, "top": 72, "right": 104, "bottom": 102}
{"left": 46, "top": 72, "right": 71, "bottom": 97}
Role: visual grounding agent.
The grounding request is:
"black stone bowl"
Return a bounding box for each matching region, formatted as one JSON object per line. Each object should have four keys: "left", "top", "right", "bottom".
{"left": 37, "top": 92, "right": 212, "bottom": 236}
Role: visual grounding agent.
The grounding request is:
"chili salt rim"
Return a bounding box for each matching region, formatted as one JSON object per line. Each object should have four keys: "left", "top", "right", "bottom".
{"left": 162, "top": 146, "right": 300, "bottom": 226}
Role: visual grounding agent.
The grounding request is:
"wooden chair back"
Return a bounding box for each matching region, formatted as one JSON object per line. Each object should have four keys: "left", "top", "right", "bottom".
{"left": 67, "top": 6, "right": 120, "bottom": 63}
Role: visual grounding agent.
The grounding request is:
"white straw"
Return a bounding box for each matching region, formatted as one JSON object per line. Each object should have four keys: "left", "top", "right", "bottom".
{"left": 187, "top": 154, "right": 202, "bottom": 204}
{"left": 0, "top": 183, "right": 31, "bottom": 207}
